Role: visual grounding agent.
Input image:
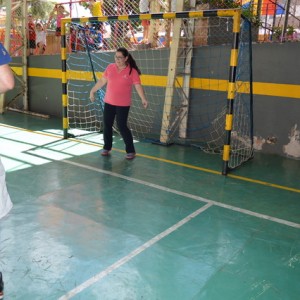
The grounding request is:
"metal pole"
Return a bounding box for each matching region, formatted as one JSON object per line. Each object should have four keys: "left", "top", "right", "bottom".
{"left": 271, "top": 0, "right": 277, "bottom": 40}
{"left": 23, "top": 0, "right": 29, "bottom": 111}
{"left": 222, "top": 10, "right": 241, "bottom": 175}
{"left": 282, "top": 0, "right": 291, "bottom": 42}
{"left": 179, "top": 0, "right": 196, "bottom": 139}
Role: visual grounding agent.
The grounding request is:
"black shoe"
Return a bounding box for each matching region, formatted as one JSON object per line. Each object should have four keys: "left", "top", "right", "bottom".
{"left": 0, "top": 272, "right": 3, "bottom": 299}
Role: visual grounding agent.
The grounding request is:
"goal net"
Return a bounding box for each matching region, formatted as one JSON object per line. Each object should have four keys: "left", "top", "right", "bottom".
{"left": 61, "top": 8, "right": 253, "bottom": 174}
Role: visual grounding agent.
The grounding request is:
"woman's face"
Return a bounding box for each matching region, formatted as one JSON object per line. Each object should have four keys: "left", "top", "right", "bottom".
{"left": 114, "top": 51, "right": 127, "bottom": 67}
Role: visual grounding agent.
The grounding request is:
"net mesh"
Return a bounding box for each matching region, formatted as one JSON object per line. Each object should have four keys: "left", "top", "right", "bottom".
{"left": 64, "top": 9, "right": 253, "bottom": 170}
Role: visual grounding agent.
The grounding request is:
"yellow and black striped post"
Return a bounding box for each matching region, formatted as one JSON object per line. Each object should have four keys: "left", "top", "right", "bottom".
{"left": 222, "top": 10, "right": 242, "bottom": 175}
{"left": 61, "top": 19, "right": 68, "bottom": 139}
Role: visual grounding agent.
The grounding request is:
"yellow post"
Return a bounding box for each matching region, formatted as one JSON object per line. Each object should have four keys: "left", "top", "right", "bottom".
{"left": 222, "top": 10, "right": 241, "bottom": 175}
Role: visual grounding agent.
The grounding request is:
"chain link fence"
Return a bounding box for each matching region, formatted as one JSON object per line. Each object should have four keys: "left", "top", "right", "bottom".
{"left": 0, "top": 3, "right": 24, "bottom": 56}
{"left": 0, "top": 0, "right": 299, "bottom": 56}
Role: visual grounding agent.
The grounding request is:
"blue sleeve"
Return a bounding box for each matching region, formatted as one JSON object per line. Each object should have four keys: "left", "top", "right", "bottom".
{"left": 0, "top": 43, "right": 12, "bottom": 66}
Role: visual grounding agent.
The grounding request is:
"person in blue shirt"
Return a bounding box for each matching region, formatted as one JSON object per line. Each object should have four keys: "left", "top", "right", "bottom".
{"left": 0, "top": 42, "right": 14, "bottom": 300}
{"left": 0, "top": 43, "right": 14, "bottom": 93}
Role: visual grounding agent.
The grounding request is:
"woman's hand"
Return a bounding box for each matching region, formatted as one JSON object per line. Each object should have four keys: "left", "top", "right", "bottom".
{"left": 90, "top": 90, "right": 95, "bottom": 102}
{"left": 134, "top": 84, "right": 148, "bottom": 109}
{"left": 142, "top": 98, "right": 148, "bottom": 109}
{"left": 89, "top": 78, "right": 107, "bottom": 102}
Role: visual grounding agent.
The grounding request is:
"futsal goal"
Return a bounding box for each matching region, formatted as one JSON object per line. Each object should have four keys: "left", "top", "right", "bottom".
{"left": 61, "top": 9, "right": 253, "bottom": 175}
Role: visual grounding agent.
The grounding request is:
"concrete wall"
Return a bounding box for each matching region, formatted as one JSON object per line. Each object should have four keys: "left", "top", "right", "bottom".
{"left": 251, "top": 42, "right": 300, "bottom": 159}
{"left": 27, "top": 55, "right": 62, "bottom": 117}
{"left": 9, "top": 42, "right": 300, "bottom": 159}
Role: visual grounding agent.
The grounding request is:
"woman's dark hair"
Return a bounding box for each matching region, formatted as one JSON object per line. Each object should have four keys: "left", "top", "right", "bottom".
{"left": 117, "top": 47, "right": 141, "bottom": 75}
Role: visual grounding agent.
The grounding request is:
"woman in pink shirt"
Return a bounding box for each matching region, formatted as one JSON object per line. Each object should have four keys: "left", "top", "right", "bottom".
{"left": 90, "top": 48, "right": 148, "bottom": 159}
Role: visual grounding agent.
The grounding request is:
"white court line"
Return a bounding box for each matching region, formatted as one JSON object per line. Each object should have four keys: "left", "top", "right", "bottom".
{"left": 62, "top": 160, "right": 300, "bottom": 229}
{"left": 58, "top": 202, "right": 213, "bottom": 300}
{"left": 58, "top": 159, "right": 300, "bottom": 299}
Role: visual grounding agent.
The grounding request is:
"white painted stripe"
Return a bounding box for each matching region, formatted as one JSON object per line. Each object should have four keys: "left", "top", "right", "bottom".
{"left": 58, "top": 159, "right": 300, "bottom": 299}
{"left": 62, "top": 160, "right": 300, "bottom": 229}
{"left": 58, "top": 202, "right": 213, "bottom": 300}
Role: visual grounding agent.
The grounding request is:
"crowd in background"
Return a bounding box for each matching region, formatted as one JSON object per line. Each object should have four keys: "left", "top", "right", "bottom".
{"left": 25, "top": 0, "right": 177, "bottom": 55}
{"left": 1, "top": 0, "right": 300, "bottom": 56}
{"left": 26, "top": 0, "right": 131, "bottom": 55}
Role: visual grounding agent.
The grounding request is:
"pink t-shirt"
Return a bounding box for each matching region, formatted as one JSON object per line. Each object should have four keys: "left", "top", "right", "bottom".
{"left": 103, "top": 64, "right": 141, "bottom": 106}
{"left": 57, "top": 14, "right": 64, "bottom": 27}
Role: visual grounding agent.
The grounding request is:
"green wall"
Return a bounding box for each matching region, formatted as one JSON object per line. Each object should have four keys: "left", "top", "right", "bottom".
{"left": 9, "top": 42, "right": 300, "bottom": 159}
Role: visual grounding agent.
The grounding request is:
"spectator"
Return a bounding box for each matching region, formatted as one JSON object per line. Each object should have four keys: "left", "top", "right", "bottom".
{"left": 88, "top": 0, "right": 103, "bottom": 17}
{"left": 35, "top": 23, "right": 47, "bottom": 55}
{"left": 49, "top": 4, "right": 70, "bottom": 37}
{"left": 171, "top": 0, "right": 177, "bottom": 11}
{"left": 84, "top": 26, "right": 96, "bottom": 51}
{"left": 28, "top": 14, "right": 36, "bottom": 55}
{"left": 94, "top": 28, "right": 103, "bottom": 50}
{"left": 139, "top": 0, "right": 151, "bottom": 43}
{"left": 88, "top": 0, "right": 104, "bottom": 36}
{"left": 102, "top": 0, "right": 118, "bottom": 49}
{"left": 70, "top": 26, "right": 78, "bottom": 52}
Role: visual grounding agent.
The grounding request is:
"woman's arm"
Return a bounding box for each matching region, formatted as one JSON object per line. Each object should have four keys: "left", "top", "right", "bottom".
{"left": 90, "top": 77, "right": 107, "bottom": 102}
{"left": 0, "top": 64, "right": 14, "bottom": 93}
{"left": 63, "top": 10, "right": 70, "bottom": 17}
{"left": 134, "top": 83, "right": 148, "bottom": 108}
{"left": 47, "top": 6, "right": 56, "bottom": 26}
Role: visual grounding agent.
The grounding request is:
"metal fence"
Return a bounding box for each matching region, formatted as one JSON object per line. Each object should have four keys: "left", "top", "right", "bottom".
{"left": 0, "top": 0, "right": 299, "bottom": 57}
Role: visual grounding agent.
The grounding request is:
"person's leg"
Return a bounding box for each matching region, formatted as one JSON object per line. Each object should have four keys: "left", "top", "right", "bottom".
{"left": 55, "top": 28, "right": 61, "bottom": 53}
{"left": 38, "top": 43, "right": 46, "bottom": 55}
{"left": 144, "top": 26, "right": 149, "bottom": 42}
{"left": 0, "top": 158, "right": 13, "bottom": 220}
{"left": 144, "top": 21, "right": 150, "bottom": 42}
{"left": 116, "top": 106, "right": 135, "bottom": 154}
{"left": 142, "top": 20, "right": 147, "bottom": 42}
{"left": 103, "top": 103, "right": 116, "bottom": 151}
{"left": 37, "top": 42, "right": 42, "bottom": 55}
{"left": 141, "top": 19, "right": 150, "bottom": 43}
{"left": 29, "top": 40, "right": 35, "bottom": 55}
{"left": 0, "top": 271, "right": 3, "bottom": 299}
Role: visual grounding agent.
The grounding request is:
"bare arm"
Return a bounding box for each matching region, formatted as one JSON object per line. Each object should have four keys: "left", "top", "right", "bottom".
{"left": 134, "top": 83, "right": 148, "bottom": 108}
{"left": 63, "top": 10, "right": 70, "bottom": 17}
{"left": 47, "top": 6, "right": 56, "bottom": 26}
{"left": 90, "top": 77, "right": 107, "bottom": 102}
{"left": 0, "top": 64, "right": 14, "bottom": 93}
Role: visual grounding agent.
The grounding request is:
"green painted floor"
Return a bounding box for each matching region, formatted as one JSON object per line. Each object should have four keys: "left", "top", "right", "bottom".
{"left": 0, "top": 111, "right": 299, "bottom": 300}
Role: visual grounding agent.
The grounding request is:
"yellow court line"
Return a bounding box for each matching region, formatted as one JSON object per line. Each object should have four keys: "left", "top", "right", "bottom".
{"left": 227, "top": 173, "right": 300, "bottom": 194}
{"left": 136, "top": 153, "right": 300, "bottom": 194}
{"left": 1, "top": 123, "right": 299, "bottom": 194}
{"left": 136, "top": 153, "right": 221, "bottom": 175}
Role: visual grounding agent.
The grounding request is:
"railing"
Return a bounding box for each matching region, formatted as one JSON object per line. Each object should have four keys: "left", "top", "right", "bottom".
{"left": 1, "top": 0, "right": 300, "bottom": 57}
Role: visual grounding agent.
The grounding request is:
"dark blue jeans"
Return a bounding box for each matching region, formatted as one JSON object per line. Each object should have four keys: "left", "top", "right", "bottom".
{"left": 103, "top": 103, "right": 135, "bottom": 154}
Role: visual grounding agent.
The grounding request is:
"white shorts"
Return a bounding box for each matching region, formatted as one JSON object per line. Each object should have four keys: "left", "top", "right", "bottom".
{"left": 0, "top": 158, "right": 12, "bottom": 220}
